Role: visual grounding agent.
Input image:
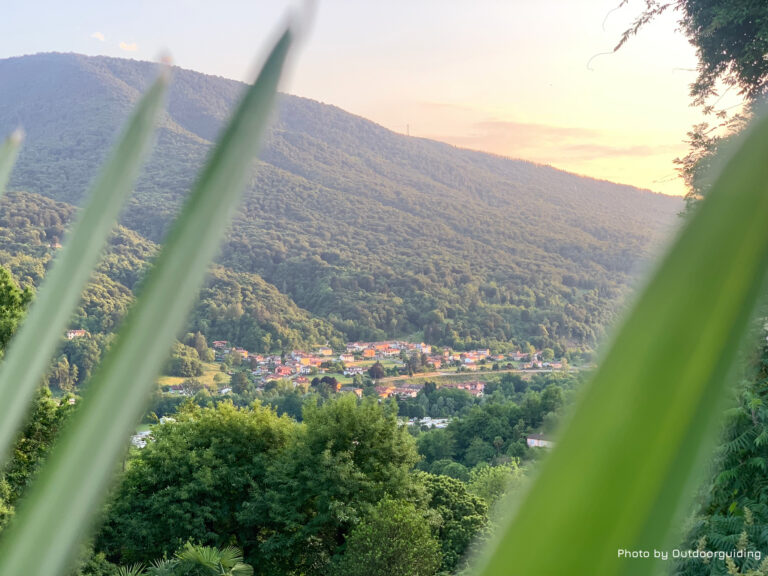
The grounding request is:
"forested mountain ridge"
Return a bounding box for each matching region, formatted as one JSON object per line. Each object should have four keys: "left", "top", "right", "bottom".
{"left": 0, "top": 52, "right": 681, "bottom": 351}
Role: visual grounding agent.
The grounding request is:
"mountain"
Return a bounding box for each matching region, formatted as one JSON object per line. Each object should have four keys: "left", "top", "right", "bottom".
{"left": 0, "top": 52, "right": 681, "bottom": 352}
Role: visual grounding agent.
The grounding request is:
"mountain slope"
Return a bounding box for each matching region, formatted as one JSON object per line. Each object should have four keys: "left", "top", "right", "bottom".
{"left": 0, "top": 53, "right": 682, "bottom": 351}
{"left": 0, "top": 191, "right": 341, "bottom": 352}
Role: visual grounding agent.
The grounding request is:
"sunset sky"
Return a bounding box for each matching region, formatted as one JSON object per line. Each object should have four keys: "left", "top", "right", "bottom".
{"left": 3, "top": 0, "right": 735, "bottom": 197}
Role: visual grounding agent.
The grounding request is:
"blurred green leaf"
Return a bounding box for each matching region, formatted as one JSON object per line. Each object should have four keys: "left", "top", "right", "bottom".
{"left": 0, "top": 26, "right": 292, "bottom": 576}
{"left": 475, "top": 110, "right": 768, "bottom": 575}
{"left": 0, "top": 75, "right": 167, "bottom": 468}
{"left": 0, "top": 129, "right": 22, "bottom": 195}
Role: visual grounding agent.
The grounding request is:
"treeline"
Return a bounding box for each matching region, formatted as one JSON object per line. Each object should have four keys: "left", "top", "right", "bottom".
{"left": 1, "top": 394, "right": 492, "bottom": 576}
{"left": 406, "top": 373, "right": 574, "bottom": 475}
{"left": 1, "top": 370, "right": 580, "bottom": 576}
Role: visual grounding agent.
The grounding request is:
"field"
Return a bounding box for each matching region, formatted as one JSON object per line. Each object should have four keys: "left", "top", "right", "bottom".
{"left": 156, "top": 362, "right": 230, "bottom": 390}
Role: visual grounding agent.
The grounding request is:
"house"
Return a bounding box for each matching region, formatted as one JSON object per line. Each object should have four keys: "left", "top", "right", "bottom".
{"left": 362, "top": 349, "right": 376, "bottom": 359}
{"left": 340, "top": 386, "right": 364, "bottom": 398}
{"left": 166, "top": 385, "right": 189, "bottom": 396}
{"left": 346, "top": 342, "right": 366, "bottom": 353}
{"left": 526, "top": 434, "right": 554, "bottom": 448}
{"left": 275, "top": 366, "right": 293, "bottom": 377}
{"left": 318, "top": 347, "right": 334, "bottom": 357}
{"left": 66, "top": 329, "right": 89, "bottom": 340}
{"left": 375, "top": 385, "right": 395, "bottom": 399}
{"left": 339, "top": 353, "right": 355, "bottom": 363}
{"left": 131, "top": 431, "right": 152, "bottom": 449}
{"left": 413, "top": 417, "right": 450, "bottom": 429}
{"left": 392, "top": 386, "right": 419, "bottom": 398}
{"left": 212, "top": 341, "right": 228, "bottom": 349}
{"left": 454, "top": 381, "right": 485, "bottom": 397}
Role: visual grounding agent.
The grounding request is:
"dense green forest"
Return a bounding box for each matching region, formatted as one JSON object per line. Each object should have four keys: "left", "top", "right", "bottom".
{"left": 0, "top": 190, "right": 342, "bottom": 381}
{"left": 0, "top": 53, "right": 680, "bottom": 353}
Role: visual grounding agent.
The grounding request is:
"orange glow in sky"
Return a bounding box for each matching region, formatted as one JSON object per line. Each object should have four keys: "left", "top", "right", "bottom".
{"left": 287, "top": 1, "right": 722, "bottom": 197}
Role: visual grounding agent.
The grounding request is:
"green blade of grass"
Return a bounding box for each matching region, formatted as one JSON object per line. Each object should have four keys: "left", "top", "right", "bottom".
{"left": 0, "top": 75, "right": 167, "bottom": 469}
{"left": 0, "top": 26, "right": 292, "bottom": 576}
{"left": 0, "top": 129, "right": 23, "bottom": 195}
{"left": 475, "top": 110, "right": 768, "bottom": 576}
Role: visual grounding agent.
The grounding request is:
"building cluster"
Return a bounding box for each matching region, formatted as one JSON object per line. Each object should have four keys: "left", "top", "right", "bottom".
{"left": 204, "top": 339, "right": 556, "bottom": 387}
{"left": 406, "top": 416, "right": 451, "bottom": 429}
{"left": 375, "top": 380, "right": 485, "bottom": 400}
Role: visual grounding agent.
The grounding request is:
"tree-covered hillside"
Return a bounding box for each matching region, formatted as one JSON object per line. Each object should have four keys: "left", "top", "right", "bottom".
{"left": 0, "top": 53, "right": 681, "bottom": 350}
{"left": 0, "top": 191, "right": 341, "bottom": 353}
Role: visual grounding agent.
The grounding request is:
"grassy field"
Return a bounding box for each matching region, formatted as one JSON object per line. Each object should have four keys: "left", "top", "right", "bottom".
{"left": 156, "top": 362, "right": 229, "bottom": 390}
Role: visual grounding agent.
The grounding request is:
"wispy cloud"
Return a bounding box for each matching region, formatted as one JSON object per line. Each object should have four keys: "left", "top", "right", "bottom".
{"left": 443, "top": 120, "right": 599, "bottom": 150}
{"left": 558, "top": 143, "right": 680, "bottom": 160}
{"left": 435, "top": 120, "right": 677, "bottom": 162}
{"left": 90, "top": 32, "right": 105, "bottom": 42}
{"left": 119, "top": 41, "right": 138, "bottom": 52}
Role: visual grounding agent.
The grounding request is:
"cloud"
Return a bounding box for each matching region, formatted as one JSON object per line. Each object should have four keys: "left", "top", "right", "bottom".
{"left": 558, "top": 142, "right": 680, "bottom": 160}
{"left": 445, "top": 120, "right": 599, "bottom": 150}
{"left": 90, "top": 32, "right": 105, "bottom": 42}
{"left": 434, "top": 120, "right": 678, "bottom": 163}
{"left": 119, "top": 41, "right": 138, "bottom": 52}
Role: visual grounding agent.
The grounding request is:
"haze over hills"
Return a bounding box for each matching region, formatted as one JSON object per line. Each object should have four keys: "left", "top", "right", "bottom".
{"left": 0, "top": 52, "right": 681, "bottom": 353}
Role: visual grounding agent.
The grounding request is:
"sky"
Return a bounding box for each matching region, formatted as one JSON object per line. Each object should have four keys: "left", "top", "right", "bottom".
{"left": 2, "top": 0, "right": 731, "bottom": 197}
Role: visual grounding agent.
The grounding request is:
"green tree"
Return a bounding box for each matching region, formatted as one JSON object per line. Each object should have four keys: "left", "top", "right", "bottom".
{"left": 184, "top": 332, "right": 209, "bottom": 362}
{"left": 468, "top": 462, "right": 524, "bottom": 509}
{"left": 417, "top": 472, "right": 488, "bottom": 573}
{"left": 416, "top": 428, "right": 455, "bottom": 466}
{"left": 175, "top": 543, "right": 253, "bottom": 576}
{"left": 618, "top": 0, "right": 768, "bottom": 105}
{"left": 367, "top": 362, "right": 385, "bottom": 380}
{"left": 619, "top": 1, "right": 768, "bottom": 206}
{"left": 96, "top": 403, "right": 294, "bottom": 564}
{"left": 242, "top": 396, "right": 419, "bottom": 575}
{"left": 230, "top": 372, "right": 252, "bottom": 395}
{"left": 0, "top": 267, "right": 32, "bottom": 354}
{"left": 0, "top": 387, "right": 72, "bottom": 528}
{"left": 62, "top": 334, "right": 104, "bottom": 384}
{"left": 332, "top": 499, "right": 441, "bottom": 576}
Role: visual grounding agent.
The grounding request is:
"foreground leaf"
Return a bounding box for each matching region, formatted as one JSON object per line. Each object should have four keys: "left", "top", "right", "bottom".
{"left": 475, "top": 110, "right": 768, "bottom": 575}
{"left": 0, "top": 129, "right": 22, "bottom": 195}
{"left": 0, "top": 26, "right": 292, "bottom": 576}
{"left": 0, "top": 75, "right": 167, "bottom": 467}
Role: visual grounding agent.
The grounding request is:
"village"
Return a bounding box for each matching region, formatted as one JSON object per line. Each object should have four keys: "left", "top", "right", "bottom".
{"left": 197, "top": 338, "right": 566, "bottom": 399}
